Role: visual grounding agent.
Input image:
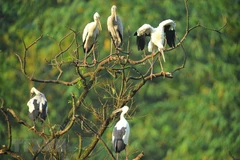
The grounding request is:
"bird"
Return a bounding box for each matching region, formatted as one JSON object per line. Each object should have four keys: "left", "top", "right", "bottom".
{"left": 27, "top": 87, "right": 48, "bottom": 132}
{"left": 112, "top": 106, "right": 130, "bottom": 160}
{"left": 134, "top": 19, "right": 176, "bottom": 77}
{"left": 82, "top": 12, "right": 102, "bottom": 65}
{"left": 107, "top": 5, "right": 123, "bottom": 57}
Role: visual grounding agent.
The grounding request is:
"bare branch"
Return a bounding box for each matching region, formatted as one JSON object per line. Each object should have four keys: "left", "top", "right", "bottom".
{"left": 0, "top": 97, "right": 4, "bottom": 108}
{"left": 57, "top": 93, "right": 76, "bottom": 135}
{"left": 171, "top": 38, "right": 187, "bottom": 74}
{"left": 0, "top": 149, "right": 24, "bottom": 160}
{"left": 76, "top": 115, "right": 115, "bottom": 159}
{"left": 76, "top": 132, "right": 83, "bottom": 158}
{"left": 0, "top": 108, "right": 12, "bottom": 150}
{"left": 133, "top": 151, "right": 144, "bottom": 160}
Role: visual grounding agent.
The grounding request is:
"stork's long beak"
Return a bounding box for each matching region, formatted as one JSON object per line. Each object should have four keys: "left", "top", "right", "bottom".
{"left": 160, "top": 50, "right": 166, "bottom": 62}
{"left": 97, "top": 19, "right": 102, "bottom": 31}
{"left": 30, "top": 92, "right": 35, "bottom": 98}
{"left": 113, "top": 108, "right": 122, "bottom": 114}
{"left": 113, "top": 10, "right": 117, "bottom": 22}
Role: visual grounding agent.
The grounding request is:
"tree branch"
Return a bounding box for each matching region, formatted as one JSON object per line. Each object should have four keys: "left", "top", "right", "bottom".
{"left": 133, "top": 151, "right": 144, "bottom": 160}
{"left": 0, "top": 108, "right": 12, "bottom": 150}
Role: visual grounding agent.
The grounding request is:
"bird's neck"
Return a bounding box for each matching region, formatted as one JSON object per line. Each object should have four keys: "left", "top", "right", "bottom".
{"left": 32, "top": 88, "right": 40, "bottom": 95}
{"left": 158, "top": 25, "right": 164, "bottom": 31}
{"left": 120, "top": 113, "right": 126, "bottom": 120}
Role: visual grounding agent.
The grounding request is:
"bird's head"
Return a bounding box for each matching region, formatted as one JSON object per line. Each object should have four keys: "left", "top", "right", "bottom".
{"left": 113, "top": 106, "right": 129, "bottom": 115}
{"left": 111, "top": 5, "right": 117, "bottom": 22}
{"left": 94, "top": 12, "right": 102, "bottom": 31}
{"left": 30, "top": 87, "right": 36, "bottom": 98}
{"left": 30, "top": 87, "right": 40, "bottom": 98}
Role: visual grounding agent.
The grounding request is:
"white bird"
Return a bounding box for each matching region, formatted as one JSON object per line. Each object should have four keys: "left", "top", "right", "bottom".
{"left": 27, "top": 87, "right": 48, "bottom": 131}
{"left": 134, "top": 19, "right": 176, "bottom": 76}
{"left": 107, "top": 5, "right": 123, "bottom": 56}
{"left": 82, "top": 12, "right": 102, "bottom": 64}
{"left": 112, "top": 106, "right": 130, "bottom": 160}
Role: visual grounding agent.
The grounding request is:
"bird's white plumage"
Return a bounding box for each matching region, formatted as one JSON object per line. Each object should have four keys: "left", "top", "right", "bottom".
{"left": 112, "top": 106, "right": 130, "bottom": 149}
{"left": 159, "top": 19, "right": 176, "bottom": 30}
{"left": 82, "top": 12, "right": 102, "bottom": 53}
{"left": 135, "top": 19, "right": 176, "bottom": 62}
{"left": 107, "top": 5, "right": 123, "bottom": 48}
{"left": 113, "top": 116, "right": 130, "bottom": 144}
{"left": 27, "top": 93, "right": 47, "bottom": 113}
{"left": 27, "top": 87, "right": 48, "bottom": 121}
{"left": 135, "top": 24, "right": 154, "bottom": 36}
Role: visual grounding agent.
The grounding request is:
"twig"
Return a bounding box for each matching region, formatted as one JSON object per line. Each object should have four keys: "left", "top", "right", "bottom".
{"left": 57, "top": 93, "right": 76, "bottom": 135}
{"left": 76, "top": 115, "right": 116, "bottom": 160}
{"left": 0, "top": 149, "right": 24, "bottom": 160}
{"left": 0, "top": 108, "right": 12, "bottom": 150}
{"left": 21, "top": 35, "right": 43, "bottom": 74}
{"left": 171, "top": 38, "right": 187, "bottom": 74}
{"left": 76, "top": 132, "right": 83, "bottom": 158}
{"left": 0, "top": 97, "right": 4, "bottom": 108}
{"left": 133, "top": 151, "right": 144, "bottom": 160}
{"left": 6, "top": 108, "right": 48, "bottom": 139}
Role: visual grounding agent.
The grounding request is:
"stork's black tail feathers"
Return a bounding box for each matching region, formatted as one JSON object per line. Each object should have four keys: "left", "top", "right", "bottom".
{"left": 134, "top": 32, "right": 146, "bottom": 51}
{"left": 113, "top": 139, "right": 126, "bottom": 153}
{"left": 165, "top": 30, "right": 175, "bottom": 47}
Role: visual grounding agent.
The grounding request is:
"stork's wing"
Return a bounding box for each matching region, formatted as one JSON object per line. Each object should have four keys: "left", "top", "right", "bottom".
{"left": 135, "top": 24, "right": 153, "bottom": 36}
{"left": 117, "top": 16, "right": 123, "bottom": 43}
{"left": 39, "top": 100, "right": 48, "bottom": 121}
{"left": 112, "top": 127, "right": 127, "bottom": 153}
{"left": 82, "top": 32, "right": 89, "bottom": 53}
{"left": 133, "top": 34, "right": 146, "bottom": 51}
{"left": 159, "top": 19, "right": 176, "bottom": 47}
{"left": 27, "top": 98, "right": 40, "bottom": 121}
{"left": 82, "top": 23, "right": 89, "bottom": 43}
{"left": 165, "top": 29, "right": 175, "bottom": 47}
{"left": 82, "top": 23, "right": 95, "bottom": 53}
{"left": 134, "top": 24, "right": 152, "bottom": 51}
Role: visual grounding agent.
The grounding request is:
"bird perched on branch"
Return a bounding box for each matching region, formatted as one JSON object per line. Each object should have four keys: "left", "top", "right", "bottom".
{"left": 27, "top": 87, "right": 48, "bottom": 132}
{"left": 107, "top": 5, "right": 123, "bottom": 56}
{"left": 112, "top": 106, "right": 130, "bottom": 160}
{"left": 82, "top": 12, "right": 102, "bottom": 64}
{"left": 134, "top": 19, "right": 176, "bottom": 76}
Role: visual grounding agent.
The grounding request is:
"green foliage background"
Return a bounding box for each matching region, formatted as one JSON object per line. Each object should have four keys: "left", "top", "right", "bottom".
{"left": 0, "top": 0, "right": 239, "bottom": 159}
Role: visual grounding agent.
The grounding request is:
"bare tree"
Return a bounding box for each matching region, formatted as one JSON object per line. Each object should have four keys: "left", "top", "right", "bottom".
{"left": 0, "top": 0, "right": 226, "bottom": 159}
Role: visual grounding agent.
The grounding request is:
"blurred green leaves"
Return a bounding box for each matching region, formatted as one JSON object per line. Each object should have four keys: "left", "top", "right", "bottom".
{"left": 0, "top": 0, "right": 240, "bottom": 159}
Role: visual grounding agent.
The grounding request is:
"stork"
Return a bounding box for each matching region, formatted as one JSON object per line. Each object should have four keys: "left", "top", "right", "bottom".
{"left": 134, "top": 19, "right": 176, "bottom": 77}
{"left": 107, "top": 5, "right": 123, "bottom": 57}
{"left": 27, "top": 87, "right": 48, "bottom": 132}
{"left": 112, "top": 106, "right": 130, "bottom": 160}
{"left": 82, "top": 12, "right": 102, "bottom": 64}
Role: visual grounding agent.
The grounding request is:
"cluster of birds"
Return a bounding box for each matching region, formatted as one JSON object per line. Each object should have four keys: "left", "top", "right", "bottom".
{"left": 82, "top": 5, "right": 176, "bottom": 74}
{"left": 27, "top": 87, "right": 130, "bottom": 159}
{"left": 26, "top": 5, "right": 176, "bottom": 159}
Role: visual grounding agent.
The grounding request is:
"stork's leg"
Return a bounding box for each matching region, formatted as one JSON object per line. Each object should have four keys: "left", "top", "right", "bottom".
{"left": 125, "top": 146, "right": 128, "bottom": 160}
{"left": 83, "top": 52, "right": 87, "bottom": 66}
{"left": 149, "top": 52, "right": 155, "bottom": 80}
{"left": 92, "top": 44, "right": 97, "bottom": 64}
{"left": 160, "top": 49, "right": 166, "bottom": 63}
{"left": 157, "top": 52, "right": 165, "bottom": 77}
{"left": 109, "top": 39, "right": 113, "bottom": 61}
{"left": 116, "top": 153, "right": 118, "bottom": 160}
{"left": 83, "top": 41, "right": 88, "bottom": 65}
{"left": 40, "top": 122, "right": 45, "bottom": 135}
{"left": 29, "top": 121, "right": 36, "bottom": 131}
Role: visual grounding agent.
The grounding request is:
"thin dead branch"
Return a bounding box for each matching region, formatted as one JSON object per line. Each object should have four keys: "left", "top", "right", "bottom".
{"left": 133, "top": 151, "right": 144, "bottom": 160}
